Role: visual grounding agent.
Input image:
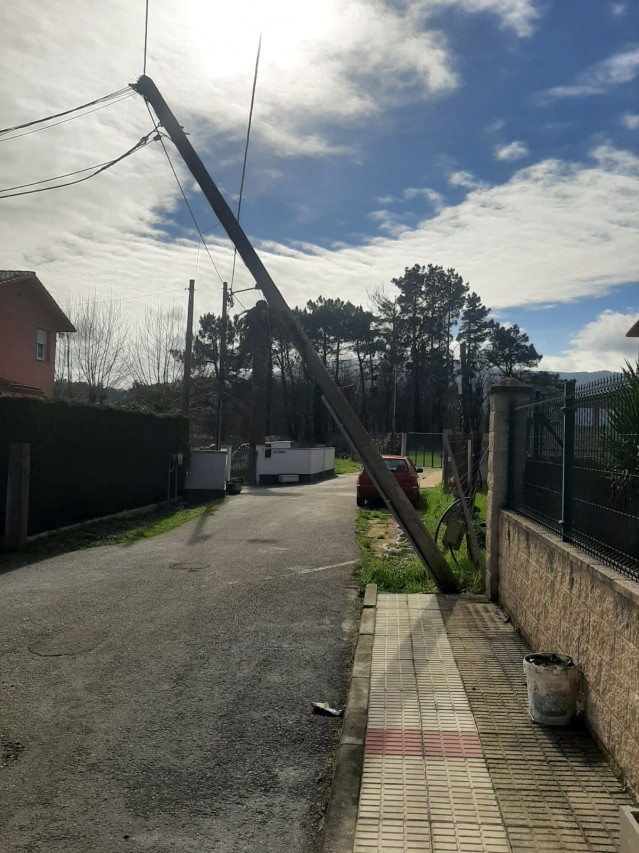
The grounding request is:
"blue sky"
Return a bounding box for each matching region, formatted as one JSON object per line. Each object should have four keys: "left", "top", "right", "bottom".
{"left": 1, "top": 0, "right": 638, "bottom": 372}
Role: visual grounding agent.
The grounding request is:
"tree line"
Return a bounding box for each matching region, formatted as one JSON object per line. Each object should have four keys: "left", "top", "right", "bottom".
{"left": 55, "top": 264, "right": 551, "bottom": 447}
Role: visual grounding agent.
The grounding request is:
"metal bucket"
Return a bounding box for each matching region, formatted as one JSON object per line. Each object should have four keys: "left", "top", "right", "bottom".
{"left": 523, "top": 653, "right": 578, "bottom": 726}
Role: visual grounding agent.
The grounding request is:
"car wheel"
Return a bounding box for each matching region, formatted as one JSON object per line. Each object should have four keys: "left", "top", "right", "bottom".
{"left": 356, "top": 495, "right": 365, "bottom": 507}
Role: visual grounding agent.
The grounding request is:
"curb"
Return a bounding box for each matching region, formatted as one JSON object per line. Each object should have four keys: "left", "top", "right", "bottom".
{"left": 319, "top": 583, "right": 376, "bottom": 853}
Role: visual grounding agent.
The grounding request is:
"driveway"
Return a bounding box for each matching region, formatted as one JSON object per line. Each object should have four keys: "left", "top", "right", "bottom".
{"left": 0, "top": 474, "right": 360, "bottom": 853}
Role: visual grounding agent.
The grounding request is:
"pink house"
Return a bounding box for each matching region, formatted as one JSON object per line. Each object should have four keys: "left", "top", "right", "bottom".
{"left": 0, "top": 270, "right": 75, "bottom": 398}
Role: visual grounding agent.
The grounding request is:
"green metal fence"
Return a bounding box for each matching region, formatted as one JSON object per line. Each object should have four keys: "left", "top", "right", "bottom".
{"left": 406, "top": 432, "right": 443, "bottom": 468}
{"left": 510, "top": 374, "right": 639, "bottom": 581}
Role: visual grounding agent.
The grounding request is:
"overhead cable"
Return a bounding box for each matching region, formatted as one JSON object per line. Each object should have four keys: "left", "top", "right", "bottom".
{"left": 0, "top": 87, "right": 133, "bottom": 137}
{"left": 0, "top": 131, "right": 157, "bottom": 199}
{"left": 1, "top": 91, "right": 135, "bottom": 143}
{"left": 154, "top": 128, "right": 225, "bottom": 285}
{"left": 229, "top": 32, "right": 262, "bottom": 294}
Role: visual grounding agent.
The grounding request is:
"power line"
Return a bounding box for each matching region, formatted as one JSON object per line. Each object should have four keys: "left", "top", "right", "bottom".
{"left": 230, "top": 33, "right": 262, "bottom": 292}
{"left": 0, "top": 87, "right": 132, "bottom": 137}
{"left": 140, "top": 97, "right": 226, "bottom": 284}
{"left": 155, "top": 129, "right": 225, "bottom": 284}
{"left": 143, "top": 0, "right": 150, "bottom": 75}
{"left": 0, "top": 91, "right": 135, "bottom": 143}
{"left": 0, "top": 159, "right": 115, "bottom": 194}
{"left": 64, "top": 288, "right": 185, "bottom": 307}
{"left": 0, "top": 131, "right": 158, "bottom": 200}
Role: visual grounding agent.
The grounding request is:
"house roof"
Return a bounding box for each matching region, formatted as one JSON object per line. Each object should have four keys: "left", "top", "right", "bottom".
{"left": 0, "top": 270, "right": 75, "bottom": 332}
{"left": 626, "top": 318, "right": 639, "bottom": 338}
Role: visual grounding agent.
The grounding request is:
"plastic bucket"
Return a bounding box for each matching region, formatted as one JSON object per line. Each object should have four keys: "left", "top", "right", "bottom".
{"left": 523, "top": 653, "right": 578, "bottom": 726}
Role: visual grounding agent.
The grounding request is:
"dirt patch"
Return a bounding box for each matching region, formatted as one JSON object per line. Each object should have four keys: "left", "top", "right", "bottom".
{"left": 367, "top": 516, "right": 401, "bottom": 554}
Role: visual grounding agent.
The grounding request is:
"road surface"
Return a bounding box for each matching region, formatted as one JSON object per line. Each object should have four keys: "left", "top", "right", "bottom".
{"left": 0, "top": 474, "right": 360, "bottom": 853}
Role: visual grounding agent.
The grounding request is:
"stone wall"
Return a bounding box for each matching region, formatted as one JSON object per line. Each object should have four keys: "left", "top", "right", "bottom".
{"left": 499, "top": 510, "right": 639, "bottom": 798}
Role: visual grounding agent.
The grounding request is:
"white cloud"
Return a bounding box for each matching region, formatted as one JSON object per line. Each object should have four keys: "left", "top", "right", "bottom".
{"left": 424, "top": 0, "right": 539, "bottom": 37}
{"left": 14, "top": 143, "right": 638, "bottom": 334}
{"left": 622, "top": 113, "right": 639, "bottom": 130}
{"left": 494, "top": 140, "right": 529, "bottom": 161}
{"left": 403, "top": 187, "right": 445, "bottom": 210}
{"left": 542, "top": 311, "right": 639, "bottom": 372}
{"left": 542, "top": 46, "right": 639, "bottom": 99}
{"left": 611, "top": 3, "right": 629, "bottom": 17}
{"left": 448, "top": 170, "right": 488, "bottom": 190}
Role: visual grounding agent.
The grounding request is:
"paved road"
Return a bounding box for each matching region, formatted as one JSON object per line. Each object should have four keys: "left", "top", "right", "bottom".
{"left": 0, "top": 475, "right": 360, "bottom": 853}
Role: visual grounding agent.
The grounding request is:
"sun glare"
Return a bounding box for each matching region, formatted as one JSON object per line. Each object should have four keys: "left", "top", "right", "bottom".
{"left": 187, "top": 0, "right": 335, "bottom": 77}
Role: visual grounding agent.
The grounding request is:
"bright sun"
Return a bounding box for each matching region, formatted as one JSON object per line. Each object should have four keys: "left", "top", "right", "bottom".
{"left": 187, "top": 0, "right": 335, "bottom": 78}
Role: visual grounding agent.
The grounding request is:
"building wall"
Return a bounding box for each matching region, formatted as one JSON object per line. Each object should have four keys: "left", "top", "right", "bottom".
{"left": 499, "top": 510, "right": 639, "bottom": 798}
{"left": 0, "top": 281, "right": 58, "bottom": 396}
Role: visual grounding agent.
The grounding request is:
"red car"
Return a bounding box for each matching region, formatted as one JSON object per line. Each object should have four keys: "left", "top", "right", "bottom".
{"left": 356, "top": 455, "right": 422, "bottom": 507}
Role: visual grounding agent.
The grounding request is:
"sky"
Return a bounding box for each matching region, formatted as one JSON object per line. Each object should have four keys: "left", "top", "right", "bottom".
{"left": 1, "top": 0, "right": 638, "bottom": 373}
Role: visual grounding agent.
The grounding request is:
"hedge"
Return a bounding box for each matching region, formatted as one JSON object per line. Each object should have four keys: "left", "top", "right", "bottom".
{"left": 0, "top": 398, "right": 189, "bottom": 537}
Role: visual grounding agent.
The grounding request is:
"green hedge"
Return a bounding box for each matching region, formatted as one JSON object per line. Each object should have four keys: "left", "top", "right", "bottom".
{"left": 0, "top": 398, "right": 189, "bottom": 536}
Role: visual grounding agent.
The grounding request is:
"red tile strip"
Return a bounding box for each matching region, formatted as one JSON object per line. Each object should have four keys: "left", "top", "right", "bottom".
{"left": 364, "top": 729, "right": 484, "bottom": 758}
{"left": 423, "top": 731, "right": 483, "bottom": 758}
{"left": 365, "top": 730, "right": 423, "bottom": 756}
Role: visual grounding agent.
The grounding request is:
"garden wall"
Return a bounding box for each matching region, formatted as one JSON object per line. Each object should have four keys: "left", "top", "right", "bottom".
{"left": 499, "top": 509, "right": 639, "bottom": 797}
{"left": 0, "top": 398, "right": 189, "bottom": 537}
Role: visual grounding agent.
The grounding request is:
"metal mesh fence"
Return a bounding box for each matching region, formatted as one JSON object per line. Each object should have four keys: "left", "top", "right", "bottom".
{"left": 512, "top": 373, "right": 639, "bottom": 581}
{"left": 406, "top": 432, "right": 443, "bottom": 468}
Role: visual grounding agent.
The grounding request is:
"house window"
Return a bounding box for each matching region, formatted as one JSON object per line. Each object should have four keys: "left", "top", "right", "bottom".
{"left": 36, "top": 329, "right": 48, "bottom": 361}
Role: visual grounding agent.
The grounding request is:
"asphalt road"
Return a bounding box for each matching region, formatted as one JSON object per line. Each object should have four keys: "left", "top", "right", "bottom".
{"left": 0, "top": 474, "right": 361, "bottom": 853}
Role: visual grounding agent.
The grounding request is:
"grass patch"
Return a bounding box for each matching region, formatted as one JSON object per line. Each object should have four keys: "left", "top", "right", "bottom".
{"left": 354, "top": 483, "right": 486, "bottom": 595}
{"left": 23, "top": 499, "right": 224, "bottom": 558}
{"left": 408, "top": 449, "right": 443, "bottom": 469}
{"left": 334, "top": 457, "right": 361, "bottom": 474}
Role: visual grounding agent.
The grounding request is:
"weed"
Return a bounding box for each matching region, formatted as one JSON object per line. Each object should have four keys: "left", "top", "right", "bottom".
{"left": 334, "top": 457, "right": 361, "bottom": 474}
{"left": 353, "top": 484, "right": 486, "bottom": 595}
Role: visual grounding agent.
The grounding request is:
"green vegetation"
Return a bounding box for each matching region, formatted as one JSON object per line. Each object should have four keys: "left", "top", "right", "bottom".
{"left": 24, "top": 499, "right": 224, "bottom": 558}
{"left": 334, "top": 457, "right": 361, "bottom": 474}
{"left": 354, "top": 483, "right": 486, "bottom": 595}
{"left": 408, "top": 449, "right": 443, "bottom": 469}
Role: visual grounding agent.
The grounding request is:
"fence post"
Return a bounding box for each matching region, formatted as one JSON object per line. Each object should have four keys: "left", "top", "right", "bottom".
{"left": 485, "top": 379, "right": 530, "bottom": 600}
{"left": 4, "top": 442, "right": 30, "bottom": 551}
{"left": 560, "top": 379, "right": 576, "bottom": 543}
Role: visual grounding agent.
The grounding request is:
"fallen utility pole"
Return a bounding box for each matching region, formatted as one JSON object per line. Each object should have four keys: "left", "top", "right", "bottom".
{"left": 132, "top": 75, "right": 459, "bottom": 593}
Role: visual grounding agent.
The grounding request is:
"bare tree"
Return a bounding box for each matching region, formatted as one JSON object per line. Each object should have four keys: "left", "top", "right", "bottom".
{"left": 54, "top": 293, "right": 129, "bottom": 403}
{"left": 128, "top": 303, "right": 185, "bottom": 412}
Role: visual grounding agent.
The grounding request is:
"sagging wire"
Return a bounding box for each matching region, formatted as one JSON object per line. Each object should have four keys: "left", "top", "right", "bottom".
{"left": 229, "top": 32, "right": 262, "bottom": 298}
{"left": 0, "top": 130, "right": 158, "bottom": 199}
{"left": 0, "top": 88, "right": 133, "bottom": 140}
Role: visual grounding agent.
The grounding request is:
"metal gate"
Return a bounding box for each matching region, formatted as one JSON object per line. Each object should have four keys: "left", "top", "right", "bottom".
{"left": 230, "top": 443, "right": 254, "bottom": 484}
{"left": 405, "top": 432, "right": 443, "bottom": 468}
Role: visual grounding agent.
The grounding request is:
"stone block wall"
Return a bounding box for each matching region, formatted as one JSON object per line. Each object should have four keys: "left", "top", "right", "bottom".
{"left": 499, "top": 510, "right": 639, "bottom": 798}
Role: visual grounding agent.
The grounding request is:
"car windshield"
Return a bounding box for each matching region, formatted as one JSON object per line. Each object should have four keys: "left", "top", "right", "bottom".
{"left": 385, "top": 459, "right": 408, "bottom": 472}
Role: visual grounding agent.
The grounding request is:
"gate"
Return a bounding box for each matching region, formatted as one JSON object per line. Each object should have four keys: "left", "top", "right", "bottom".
{"left": 405, "top": 432, "right": 443, "bottom": 468}
{"left": 231, "top": 443, "right": 254, "bottom": 484}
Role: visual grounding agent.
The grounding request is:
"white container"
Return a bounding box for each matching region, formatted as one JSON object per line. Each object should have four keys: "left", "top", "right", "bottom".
{"left": 523, "top": 653, "right": 579, "bottom": 726}
{"left": 620, "top": 806, "right": 639, "bottom": 853}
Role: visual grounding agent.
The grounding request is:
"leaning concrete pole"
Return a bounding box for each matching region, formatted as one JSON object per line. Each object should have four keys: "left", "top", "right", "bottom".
{"left": 132, "top": 75, "right": 459, "bottom": 593}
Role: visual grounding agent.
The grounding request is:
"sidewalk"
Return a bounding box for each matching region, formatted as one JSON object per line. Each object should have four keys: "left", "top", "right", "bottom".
{"left": 349, "top": 592, "right": 635, "bottom": 852}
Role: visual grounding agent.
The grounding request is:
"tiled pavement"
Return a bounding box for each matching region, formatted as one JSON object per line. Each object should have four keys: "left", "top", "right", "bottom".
{"left": 352, "top": 593, "right": 635, "bottom": 852}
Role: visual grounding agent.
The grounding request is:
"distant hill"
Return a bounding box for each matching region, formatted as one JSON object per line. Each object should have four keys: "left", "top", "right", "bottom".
{"left": 559, "top": 371, "right": 617, "bottom": 386}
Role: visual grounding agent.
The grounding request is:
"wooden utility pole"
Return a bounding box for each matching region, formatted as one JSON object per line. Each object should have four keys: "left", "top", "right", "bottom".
{"left": 215, "top": 280, "right": 228, "bottom": 449}
{"left": 459, "top": 342, "right": 471, "bottom": 435}
{"left": 133, "top": 75, "right": 459, "bottom": 592}
{"left": 181, "top": 278, "right": 195, "bottom": 417}
{"left": 247, "top": 300, "right": 270, "bottom": 446}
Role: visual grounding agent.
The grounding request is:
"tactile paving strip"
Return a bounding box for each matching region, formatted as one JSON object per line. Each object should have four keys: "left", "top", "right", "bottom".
{"left": 354, "top": 594, "right": 509, "bottom": 852}
{"left": 439, "top": 598, "right": 636, "bottom": 853}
